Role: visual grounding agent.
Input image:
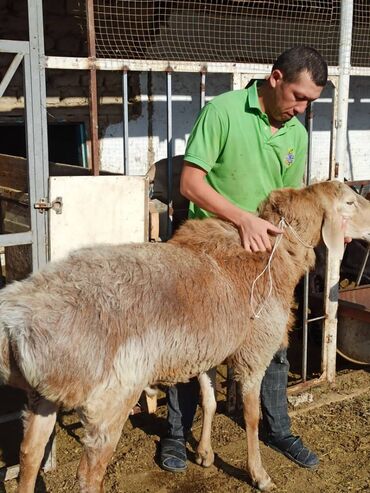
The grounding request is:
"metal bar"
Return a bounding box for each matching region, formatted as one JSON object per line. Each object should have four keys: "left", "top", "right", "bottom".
{"left": 231, "top": 72, "right": 242, "bottom": 90}
{"left": 0, "top": 411, "right": 22, "bottom": 425}
{"left": 0, "top": 53, "right": 24, "bottom": 97}
{"left": 345, "top": 180, "right": 370, "bottom": 187}
{"left": 0, "top": 39, "right": 29, "bottom": 54}
{"left": 287, "top": 375, "right": 327, "bottom": 395}
{"left": 307, "top": 315, "right": 326, "bottom": 323}
{"left": 356, "top": 244, "right": 370, "bottom": 286}
{"left": 350, "top": 66, "right": 370, "bottom": 76}
{"left": 300, "top": 102, "right": 314, "bottom": 382}
{"left": 0, "top": 232, "right": 32, "bottom": 247}
{"left": 304, "top": 102, "right": 313, "bottom": 185}
{"left": 122, "top": 69, "right": 129, "bottom": 175}
{"left": 329, "top": 79, "right": 339, "bottom": 179}
{"left": 44, "top": 56, "right": 343, "bottom": 76}
{"left": 200, "top": 70, "right": 206, "bottom": 109}
{"left": 166, "top": 69, "right": 173, "bottom": 239}
{"left": 25, "top": 0, "right": 49, "bottom": 271}
{"left": 86, "top": 0, "right": 99, "bottom": 175}
{"left": 302, "top": 271, "right": 309, "bottom": 382}
{"left": 335, "top": 0, "right": 354, "bottom": 181}
{"left": 79, "top": 123, "right": 88, "bottom": 168}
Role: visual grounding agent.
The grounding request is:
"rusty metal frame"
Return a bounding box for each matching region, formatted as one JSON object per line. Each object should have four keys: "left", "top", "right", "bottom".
{"left": 86, "top": 0, "right": 100, "bottom": 175}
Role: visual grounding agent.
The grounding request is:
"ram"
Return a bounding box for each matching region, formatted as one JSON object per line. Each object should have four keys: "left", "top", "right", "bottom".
{"left": 1, "top": 180, "right": 369, "bottom": 492}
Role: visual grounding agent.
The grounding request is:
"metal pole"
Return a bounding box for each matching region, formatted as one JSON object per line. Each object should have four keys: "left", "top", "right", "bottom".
{"left": 304, "top": 102, "right": 313, "bottom": 185}
{"left": 322, "top": 0, "right": 354, "bottom": 384}
{"left": 122, "top": 68, "right": 129, "bottom": 175}
{"left": 86, "top": 0, "right": 99, "bottom": 175}
{"left": 200, "top": 69, "right": 206, "bottom": 109}
{"left": 328, "top": 79, "right": 339, "bottom": 179}
{"left": 356, "top": 244, "right": 370, "bottom": 286}
{"left": 335, "top": 0, "right": 354, "bottom": 181}
{"left": 26, "top": 0, "right": 49, "bottom": 271}
{"left": 301, "top": 102, "right": 314, "bottom": 382}
{"left": 166, "top": 69, "right": 173, "bottom": 239}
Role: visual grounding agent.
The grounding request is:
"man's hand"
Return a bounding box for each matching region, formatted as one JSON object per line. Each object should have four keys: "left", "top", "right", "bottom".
{"left": 236, "top": 212, "right": 283, "bottom": 253}
{"left": 180, "top": 163, "right": 283, "bottom": 252}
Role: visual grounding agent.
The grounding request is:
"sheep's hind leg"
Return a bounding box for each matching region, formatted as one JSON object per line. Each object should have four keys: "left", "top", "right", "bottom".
{"left": 196, "top": 370, "right": 217, "bottom": 467}
{"left": 242, "top": 380, "right": 275, "bottom": 492}
{"left": 77, "top": 390, "right": 141, "bottom": 493}
{"left": 18, "top": 393, "right": 58, "bottom": 493}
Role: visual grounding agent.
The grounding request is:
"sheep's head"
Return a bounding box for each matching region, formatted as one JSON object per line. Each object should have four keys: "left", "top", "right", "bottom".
{"left": 313, "top": 181, "right": 370, "bottom": 259}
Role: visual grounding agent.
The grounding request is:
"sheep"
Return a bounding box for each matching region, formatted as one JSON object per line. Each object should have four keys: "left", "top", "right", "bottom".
{"left": 0, "top": 180, "right": 370, "bottom": 493}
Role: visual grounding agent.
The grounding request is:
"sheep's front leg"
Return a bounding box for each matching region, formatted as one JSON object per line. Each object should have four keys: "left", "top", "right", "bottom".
{"left": 242, "top": 381, "right": 275, "bottom": 492}
{"left": 18, "top": 394, "right": 58, "bottom": 493}
{"left": 196, "top": 370, "right": 217, "bottom": 467}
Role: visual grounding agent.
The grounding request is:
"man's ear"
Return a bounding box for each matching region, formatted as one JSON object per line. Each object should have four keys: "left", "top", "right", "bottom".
{"left": 270, "top": 69, "right": 284, "bottom": 88}
{"left": 322, "top": 212, "right": 345, "bottom": 260}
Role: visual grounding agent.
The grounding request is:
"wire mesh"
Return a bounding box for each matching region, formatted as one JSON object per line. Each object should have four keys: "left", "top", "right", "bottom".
{"left": 94, "top": 1, "right": 343, "bottom": 65}
{"left": 93, "top": 1, "right": 370, "bottom": 69}
{"left": 352, "top": 0, "right": 370, "bottom": 67}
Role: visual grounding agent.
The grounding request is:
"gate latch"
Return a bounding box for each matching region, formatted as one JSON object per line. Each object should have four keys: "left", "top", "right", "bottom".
{"left": 34, "top": 197, "right": 63, "bottom": 214}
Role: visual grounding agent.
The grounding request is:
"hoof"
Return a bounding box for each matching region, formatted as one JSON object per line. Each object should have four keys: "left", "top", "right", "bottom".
{"left": 195, "top": 450, "right": 214, "bottom": 468}
{"left": 254, "top": 477, "right": 276, "bottom": 492}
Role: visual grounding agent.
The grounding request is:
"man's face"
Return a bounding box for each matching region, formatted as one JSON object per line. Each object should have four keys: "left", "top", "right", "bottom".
{"left": 269, "top": 69, "right": 324, "bottom": 122}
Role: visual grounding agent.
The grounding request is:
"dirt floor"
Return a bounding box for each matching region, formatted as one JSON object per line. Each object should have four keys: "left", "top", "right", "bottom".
{"left": 1, "top": 367, "right": 369, "bottom": 493}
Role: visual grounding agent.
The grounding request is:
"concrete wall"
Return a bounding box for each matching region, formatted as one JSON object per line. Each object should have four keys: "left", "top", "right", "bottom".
{"left": 100, "top": 72, "right": 370, "bottom": 182}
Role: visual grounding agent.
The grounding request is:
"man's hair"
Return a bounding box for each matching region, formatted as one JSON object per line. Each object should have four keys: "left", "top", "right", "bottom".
{"left": 272, "top": 46, "right": 328, "bottom": 87}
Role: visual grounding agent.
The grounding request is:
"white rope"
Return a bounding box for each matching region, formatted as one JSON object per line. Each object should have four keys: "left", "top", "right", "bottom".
{"left": 250, "top": 217, "right": 314, "bottom": 319}
{"left": 282, "top": 217, "right": 315, "bottom": 249}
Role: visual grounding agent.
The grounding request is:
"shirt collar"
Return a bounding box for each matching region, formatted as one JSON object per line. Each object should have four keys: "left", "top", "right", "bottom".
{"left": 246, "top": 80, "right": 262, "bottom": 113}
{"left": 245, "top": 80, "right": 298, "bottom": 129}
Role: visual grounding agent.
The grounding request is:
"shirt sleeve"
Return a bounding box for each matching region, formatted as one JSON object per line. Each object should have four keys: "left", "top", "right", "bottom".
{"left": 184, "top": 103, "right": 226, "bottom": 172}
{"left": 282, "top": 126, "right": 308, "bottom": 189}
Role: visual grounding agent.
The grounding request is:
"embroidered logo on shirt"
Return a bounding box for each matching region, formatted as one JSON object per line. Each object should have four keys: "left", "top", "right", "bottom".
{"left": 285, "top": 148, "right": 295, "bottom": 166}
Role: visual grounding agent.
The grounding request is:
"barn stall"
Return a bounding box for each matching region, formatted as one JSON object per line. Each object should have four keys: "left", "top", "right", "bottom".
{"left": 0, "top": 1, "right": 369, "bottom": 491}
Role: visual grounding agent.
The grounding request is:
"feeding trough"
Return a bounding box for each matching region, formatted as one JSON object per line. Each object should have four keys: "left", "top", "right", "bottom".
{"left": 337, "top": 285, "right": 370, "bottom": 365}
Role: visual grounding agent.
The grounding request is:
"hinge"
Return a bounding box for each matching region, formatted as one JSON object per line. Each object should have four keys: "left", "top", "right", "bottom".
{"left": 34, "top": 197, "right": 63, "bottom": 214}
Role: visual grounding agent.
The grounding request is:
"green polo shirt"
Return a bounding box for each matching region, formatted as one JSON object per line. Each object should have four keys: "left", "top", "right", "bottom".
{"left": 184, "top": 81, "right": 307, "bottom": 218}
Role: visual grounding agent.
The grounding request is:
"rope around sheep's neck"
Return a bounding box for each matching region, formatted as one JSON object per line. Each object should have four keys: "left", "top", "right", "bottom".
{"left": 250, "top": 217, "right": 315, "bottom": 319}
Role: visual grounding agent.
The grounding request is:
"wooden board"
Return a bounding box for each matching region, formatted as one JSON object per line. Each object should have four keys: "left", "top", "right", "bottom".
{"left": 0, "top": 153, "right": 95, "bottom": 192}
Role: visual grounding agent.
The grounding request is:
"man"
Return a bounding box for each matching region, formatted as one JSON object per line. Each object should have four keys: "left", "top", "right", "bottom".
{"left": 159, "top": 46, "right": 327, "bottom": 473}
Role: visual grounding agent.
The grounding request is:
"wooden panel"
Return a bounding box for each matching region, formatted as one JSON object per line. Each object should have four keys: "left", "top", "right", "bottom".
{"left": 0, "top": 153, "right": 94, "bottom": 193}
{"left": 49, "top": 175, "right": 149, "bottom": 261}
{"left": 0, "top": 154, "right": 28, "bottom": 191}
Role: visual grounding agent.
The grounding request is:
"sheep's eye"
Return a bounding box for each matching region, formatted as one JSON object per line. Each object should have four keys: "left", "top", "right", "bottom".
{"left": 346, "top": 201, "right": 355, "bottom": 206}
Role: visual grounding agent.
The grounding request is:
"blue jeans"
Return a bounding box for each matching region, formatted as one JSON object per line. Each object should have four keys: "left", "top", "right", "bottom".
{"left": 166, "top": 349, "right": 291, "bottom": 440}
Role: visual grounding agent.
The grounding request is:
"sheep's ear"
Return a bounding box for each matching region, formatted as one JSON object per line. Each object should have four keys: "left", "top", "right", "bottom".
{"left": 322, "top": 212, "right": 345, "bottom": 260}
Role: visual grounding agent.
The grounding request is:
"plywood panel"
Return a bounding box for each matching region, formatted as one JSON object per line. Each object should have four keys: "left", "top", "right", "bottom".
{"left": 49, "top": 176, "right": 148, "bottom": 261}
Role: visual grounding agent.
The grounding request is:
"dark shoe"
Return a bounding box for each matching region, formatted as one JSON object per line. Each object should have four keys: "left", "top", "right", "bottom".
{"left": 265, "top": 435, "right": 319, "bottom": 469}
{"left": 159, "top": 437, "right": 187, "bottom": 472}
